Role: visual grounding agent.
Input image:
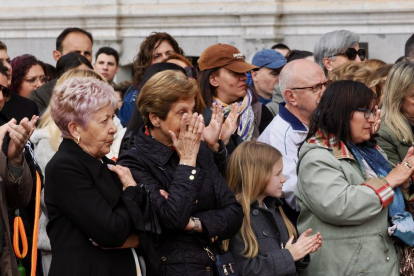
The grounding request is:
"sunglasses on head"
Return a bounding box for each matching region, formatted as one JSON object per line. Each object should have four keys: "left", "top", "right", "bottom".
{"left": 184, "top": 67, "right": 197, "bottom": 79}
{"left": 327, "top": 48, "right": 366, "bottom": 61}
{"left": 0, "top": 84, "right": 11, "bottom": 99}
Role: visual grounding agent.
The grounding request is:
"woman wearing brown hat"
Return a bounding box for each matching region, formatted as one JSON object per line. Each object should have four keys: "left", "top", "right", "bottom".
{"left": 198, "top": 44, "right": 273, "bottom": 148}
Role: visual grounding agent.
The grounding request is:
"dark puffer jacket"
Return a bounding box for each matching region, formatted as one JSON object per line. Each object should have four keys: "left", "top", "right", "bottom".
{"left": 117, "top": 127, "right": 243, "bottom": 276}
{"left": 229, "top": 197, "right": 310, "bottom": 276}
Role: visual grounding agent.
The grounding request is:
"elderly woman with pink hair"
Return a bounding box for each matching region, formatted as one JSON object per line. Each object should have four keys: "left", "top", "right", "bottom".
{"left": 44, "top": 77, "right": 158, "bottom": 276}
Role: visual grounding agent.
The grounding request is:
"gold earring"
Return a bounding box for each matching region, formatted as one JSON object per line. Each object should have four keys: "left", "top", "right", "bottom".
{"left": 77, "top": 136, "right": 80, "bottom": 144}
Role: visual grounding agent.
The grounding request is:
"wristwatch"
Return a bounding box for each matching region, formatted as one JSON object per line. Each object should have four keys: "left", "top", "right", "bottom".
{"left": 190, "top": 216, "right": 200, "bottom": 234}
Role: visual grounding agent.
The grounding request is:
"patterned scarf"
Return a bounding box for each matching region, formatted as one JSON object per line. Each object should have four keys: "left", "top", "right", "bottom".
{"left": 213, "top": 88, "right": 255, "bottom": 141}
{"left": 348, "top": 142, "right": 414, "bottom": 246}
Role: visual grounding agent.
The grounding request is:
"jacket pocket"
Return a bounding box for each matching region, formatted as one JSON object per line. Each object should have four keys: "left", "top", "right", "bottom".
{"left": 343, "top": 243, "right": 362, "bottom": 276}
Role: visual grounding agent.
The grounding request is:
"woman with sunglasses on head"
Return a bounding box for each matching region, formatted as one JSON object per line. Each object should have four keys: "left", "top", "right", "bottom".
{"left": 198, "top": 44, "right": 273, "bottom": 152}
{"left": 314, "top": 30, "right": 366, "bottom": 75}
{"left": 10, "top": 54, "right": 49, "bottom": 98}
{"left": 296, "top": 80, "right": 414, "bottom": 276}
{"left": 377, "top": 61, "right": 414, "bottom": 275}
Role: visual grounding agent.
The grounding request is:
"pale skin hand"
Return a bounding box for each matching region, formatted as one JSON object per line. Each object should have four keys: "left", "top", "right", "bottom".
{"left": 220, "top": 104, "right": 240, "bottom": 145}
{"left": 107, "top": 164, "right": 137, "bottom": 191}
{"left": 202, "top": 103, "right": 224, "bottom": 152}
{"left": 297, "top": 228, "right": 323, "bottom": 253}
{"left": 385, "top": 147, "right": 414, "bottom": 188}
{"left": 371, "top": 105, "right": 381, "bottom": 135}
{"left": 285, "top": 228, "right": 320, "bottom": 261}
{"left": 169, "top": 113, "right": 204, "bottom": 167}
{"left": 8, "top": 116, "right": 38, "bottom": 167}
{"left": 0, "top": 119, "right": 17, "bottom": 149}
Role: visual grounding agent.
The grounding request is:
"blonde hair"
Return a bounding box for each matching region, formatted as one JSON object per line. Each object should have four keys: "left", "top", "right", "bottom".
{"left": 38, "top": 69, "right": 107, "bottom": 150}
{"left": 382, "top": 61, "right": 414, "bottom": 145}
{"left": 222, "top": 141, "right": 297, "bottom": 258}
{"left": 137, "top": 70, "right": 201, "bottom": 128}
{"left": 328, "top": 61, "right": 382, "bottom": 103}
{"left": 363, "top": 59, "right": 386, "bottom": 71}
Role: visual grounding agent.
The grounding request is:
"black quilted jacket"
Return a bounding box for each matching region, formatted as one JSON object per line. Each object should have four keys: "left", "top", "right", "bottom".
{"left": 117, "top": 127, "right": 243, "bottom": 276}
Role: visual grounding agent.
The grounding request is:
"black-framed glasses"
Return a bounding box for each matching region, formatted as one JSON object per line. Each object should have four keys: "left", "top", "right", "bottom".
{"left": 290, "top": 81, "right": 330, "bottom": 94}
{"left": 184, "top": 67, "right": 197, "bottom": 79}
{"left": 0, "top": 84, "right": 11, "bottom": 99}
{"left": 356, "top": 108, "right": 376, "bottom": 119}
{"left": 327, "top": 48, "right": 366, "bottom": 61}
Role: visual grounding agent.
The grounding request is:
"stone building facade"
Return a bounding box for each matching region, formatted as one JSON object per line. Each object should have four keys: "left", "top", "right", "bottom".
{"left": 1, "top": 0, "right": 413, "bottom": 81}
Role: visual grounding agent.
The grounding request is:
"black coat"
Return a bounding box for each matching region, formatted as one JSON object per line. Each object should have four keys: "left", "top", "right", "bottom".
{"left": 228, "top": 197, "right": 310, "bottom": 276}
{"left": 117, "top": 127, "right": 243, "bottom": 276}
{"left": 45, "top": 139, "right": 159, "bottom": 276}
{"left": 2, "top": 92, "right": 38, "bottom": 123}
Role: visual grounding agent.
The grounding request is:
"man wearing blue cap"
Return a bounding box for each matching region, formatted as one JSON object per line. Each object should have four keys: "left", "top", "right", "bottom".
{"left": 251, "top": 49, "right": 286, "bottom": 105}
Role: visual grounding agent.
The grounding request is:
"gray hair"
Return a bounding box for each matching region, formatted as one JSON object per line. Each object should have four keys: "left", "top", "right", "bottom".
{"left": 313, "top": 30, "right": 360, "bottom": 74}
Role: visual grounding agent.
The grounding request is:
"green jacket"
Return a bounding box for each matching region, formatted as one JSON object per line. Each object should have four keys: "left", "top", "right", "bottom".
{"left": 295, "top": 131, "right": 399, "bottom": 276}
{"left": 377, "top": 120, "right": 414, "bottom": 211}
{"left": 377, "top": 120, "right": 412, "bottom": 167}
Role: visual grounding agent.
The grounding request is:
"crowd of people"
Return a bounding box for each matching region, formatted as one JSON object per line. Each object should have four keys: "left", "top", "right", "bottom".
{"left": 1, "top": 26, "right": 414, "bottom": 276}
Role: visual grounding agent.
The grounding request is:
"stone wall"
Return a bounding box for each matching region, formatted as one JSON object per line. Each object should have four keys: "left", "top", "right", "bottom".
{"left": 1, "top": 0, "right": 413, "bottom": 81}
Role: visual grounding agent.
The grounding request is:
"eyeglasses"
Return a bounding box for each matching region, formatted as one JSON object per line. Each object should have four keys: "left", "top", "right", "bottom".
{"left": 356, "top": 108, "right": 376, "bottom": 119}
{"left": 24, "top": 75, "right": 49, "bottom": 86}
{"left": 184, "top": 67, "right": 197, "bottom": 79}
{"left": 0, "top": 84, "right": 11, "bottom": 99}
{"left": 327, "top": 48, "right": 366, "bottom": 61}
{"left": 290, "top": 81, "right": 330, "bottom": 94}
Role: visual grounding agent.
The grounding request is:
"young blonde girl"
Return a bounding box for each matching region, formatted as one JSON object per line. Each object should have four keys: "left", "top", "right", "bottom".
{"left": 224, "top": 141, "right": 322, "bottom": 276}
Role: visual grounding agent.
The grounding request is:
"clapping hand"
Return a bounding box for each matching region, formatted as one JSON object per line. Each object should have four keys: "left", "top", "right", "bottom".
{"left": 385, "top": 146, "right": 414, "bottom": 188}
{"left": 220, "top": 104, "right": 240, "bottom": 145}
{"left": 0, "top": 118, "right": 17, "bottom": 149}
{"left": 285, "top": 228, "right": 321, "bottom": 261}
{"left": 8, "top": 116, "right": 38, "bottom": 166}
{"left": 203, "top": 103, "right": 224, "bottom": 151}
{"left": 169, "top": 112, "right": 204, "bottom": 167}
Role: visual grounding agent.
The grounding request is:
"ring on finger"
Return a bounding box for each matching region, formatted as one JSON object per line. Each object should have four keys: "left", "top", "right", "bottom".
{"left": 405, "top": 161, "right": 411, "bottom": 169}
{"left": 193, "top": 130, "right": 197, "bottom": 133}
{"left": 230, "top": 118, "right": 234, "bottom": 122}
{"left": 188, "top": 127, "right": 193, "bottom": 132}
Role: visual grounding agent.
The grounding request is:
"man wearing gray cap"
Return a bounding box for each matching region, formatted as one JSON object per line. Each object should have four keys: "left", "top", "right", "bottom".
{"left": 250, "top": 49, "right": 286, "bottom": 105}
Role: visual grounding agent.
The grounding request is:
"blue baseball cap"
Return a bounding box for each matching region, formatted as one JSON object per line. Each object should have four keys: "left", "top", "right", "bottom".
{"left": 252, "top": 49, "right": 287, "bottom": 69}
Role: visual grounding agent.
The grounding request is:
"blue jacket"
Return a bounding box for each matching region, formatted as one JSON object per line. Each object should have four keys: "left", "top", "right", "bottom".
{"left": 118, "top": 86, "right": 139, "bottom": 127}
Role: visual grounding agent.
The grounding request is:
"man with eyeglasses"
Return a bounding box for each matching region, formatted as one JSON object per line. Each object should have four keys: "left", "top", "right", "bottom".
{"left": 314, "top": 30, "right": 365, "bottom": 75}
{"left": 0, "top": 63, "right": 37, "bottom": 276}
{"left": 258, "top": 59, "right": 327, "bottom": 226}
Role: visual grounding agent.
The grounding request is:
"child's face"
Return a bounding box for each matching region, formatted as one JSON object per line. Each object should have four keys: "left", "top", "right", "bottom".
{"left": 261, "top": 159, "right": 286, "bottom": 199}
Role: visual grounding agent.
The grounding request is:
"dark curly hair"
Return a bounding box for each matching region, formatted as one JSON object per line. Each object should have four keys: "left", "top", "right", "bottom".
{"left": 132, "top": 32, "right": 184, "bottom": 87}
{"left": 10, "top": 54, "right": 46, "bottom": 94}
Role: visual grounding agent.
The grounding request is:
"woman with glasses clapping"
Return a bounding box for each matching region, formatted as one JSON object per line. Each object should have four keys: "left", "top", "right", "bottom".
{"left": 296, "top": 80, "right": 414, "bottom": 276}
